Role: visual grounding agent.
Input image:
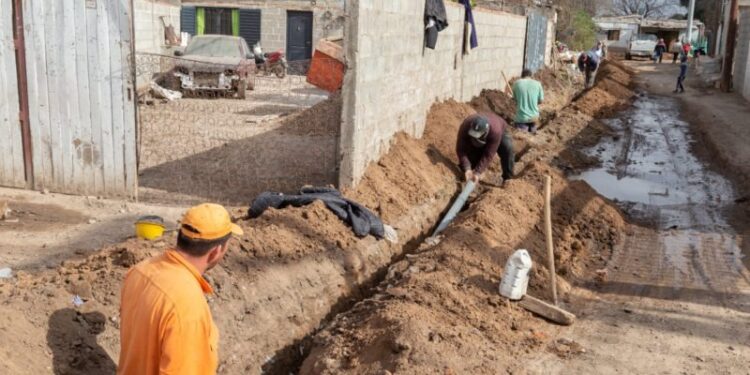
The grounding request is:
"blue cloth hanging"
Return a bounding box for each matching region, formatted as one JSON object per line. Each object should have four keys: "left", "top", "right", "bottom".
{"left": 461, "top": 0, "right": 478, "bottom": 49}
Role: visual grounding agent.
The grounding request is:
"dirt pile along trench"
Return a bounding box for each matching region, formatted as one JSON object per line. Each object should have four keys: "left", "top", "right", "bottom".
{"left": 299, "top": 60, "right": 637, "bottom": 374}
{"left": 0, "top": 62, "right": 623, "bottom": 375}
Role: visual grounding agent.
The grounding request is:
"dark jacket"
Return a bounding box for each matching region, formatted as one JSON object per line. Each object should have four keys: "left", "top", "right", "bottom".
{"left": 425, "top": 0, "right": 448, "bottom": 49}
{"left": 456, "top": 113, "right": 507, "bottom": 175}
{"left": 578, "top": 50, "right": 599, "bottom": 71}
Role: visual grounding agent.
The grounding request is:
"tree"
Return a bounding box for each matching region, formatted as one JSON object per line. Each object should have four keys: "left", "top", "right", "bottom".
{"left": 611, "top": 0, "right": 673, "bottom": 18}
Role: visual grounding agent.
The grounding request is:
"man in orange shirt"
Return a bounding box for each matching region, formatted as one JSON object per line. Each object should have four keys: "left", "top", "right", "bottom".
{"left": 118, "top": 203, "right": 243, "bottom": 375}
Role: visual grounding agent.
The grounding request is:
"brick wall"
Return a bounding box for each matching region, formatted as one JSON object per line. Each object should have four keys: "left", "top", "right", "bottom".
{"left": 736, "top": 7, "right": 750, "bottom": 102}
{"left": 338, "top": 1, "right": 529, "bottom": 186}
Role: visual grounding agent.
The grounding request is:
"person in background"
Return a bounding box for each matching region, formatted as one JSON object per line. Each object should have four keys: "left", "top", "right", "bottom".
{"left": 578, "top": 49, "right": 600, "bottom": 89}
{"left": 456, "top": 113, "right": 514, "bottom": 186}
{"left": 674, "top": 50, "right": 689, "bottom": 93}
{"left": 593, "top": 41, "right": 606, "bottom": 60}
{"left": 654, "top": 38, "right": 667, "bottom": 63}
{"left": 118, "top": 203, "right": 244, "bottom": 375}
{"left": 512, "top": 69, "right": 544, "bottom": 134}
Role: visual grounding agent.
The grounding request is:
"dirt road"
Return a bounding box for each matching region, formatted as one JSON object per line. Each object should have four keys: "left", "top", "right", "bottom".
{"left": 524, "top": 62, "right": 750, "bottom": 374}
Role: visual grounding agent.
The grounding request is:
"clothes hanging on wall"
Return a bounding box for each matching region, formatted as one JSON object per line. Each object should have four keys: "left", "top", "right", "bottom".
{"left": 460, "top": 0, "right": 478, "bottom": 52}
{"left": 424, "top": 0, "right": 448, "bottom": 49}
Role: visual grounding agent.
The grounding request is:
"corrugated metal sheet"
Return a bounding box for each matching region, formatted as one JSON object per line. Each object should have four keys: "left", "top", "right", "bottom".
{"left": 238, "top": 9, "right": 261, "bottom": 47}
{"left": 20, "top": 0, "right": 137, "bottom": 197}
{"left": 0, "top": 0, "right": 26, "bottom": 188}
{"left": 181, "top": 6, "right": 196, "bottom": 36}
{"left": 525, "top": 11, "right": 547, "bottom": 73}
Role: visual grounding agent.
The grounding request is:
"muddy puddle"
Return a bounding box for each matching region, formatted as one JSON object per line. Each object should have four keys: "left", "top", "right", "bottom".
{"left": 572, "top": 95, "right": 749, "bottom": 292}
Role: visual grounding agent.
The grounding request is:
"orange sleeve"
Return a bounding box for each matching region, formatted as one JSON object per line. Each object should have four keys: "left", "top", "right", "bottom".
{"left": 159, "top": 310, "right": 217, "bottom": 375}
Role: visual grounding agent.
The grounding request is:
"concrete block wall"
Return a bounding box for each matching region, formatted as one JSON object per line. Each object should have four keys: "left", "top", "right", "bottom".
{"left": 261, "top": 7, "right": 287, "bottom": 52}
{"left": 339, "top": 0, "right": 529, "bottom": 186}
{"left": 461, "top": 10, "right": 527, "bottom": 101}
{"left": 134, "top": 0, "right": 181, "bottom": 54}
{"left": 735, "top": 7, "right": 750, "bottom": 102}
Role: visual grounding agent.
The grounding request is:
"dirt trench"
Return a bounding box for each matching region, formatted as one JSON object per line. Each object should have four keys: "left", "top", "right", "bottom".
{"left": 0, "top": 62, "right": 628, "bottom": 375}
{"left": 298, "top": 61, "right": 639, "bottom": 374}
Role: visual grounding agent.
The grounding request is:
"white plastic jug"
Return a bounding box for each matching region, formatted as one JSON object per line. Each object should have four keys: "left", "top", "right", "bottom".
{"left": 499, "top": 249, "right": 533, "bottom": 300}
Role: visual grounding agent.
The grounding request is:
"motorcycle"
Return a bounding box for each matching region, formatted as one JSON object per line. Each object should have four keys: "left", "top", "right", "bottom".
{"left": 253, "top": 42, "right": 288, "bottom": 79}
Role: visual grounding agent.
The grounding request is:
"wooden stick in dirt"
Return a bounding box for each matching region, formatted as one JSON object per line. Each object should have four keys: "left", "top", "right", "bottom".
{"left": 544, "top": 175, "right": 559, "bottom": 305}
{"left": 501, "top": 71, "right": 512, "bottom": 97}
{"left": 519, "top": 294, "right": 575, "bottom": 325}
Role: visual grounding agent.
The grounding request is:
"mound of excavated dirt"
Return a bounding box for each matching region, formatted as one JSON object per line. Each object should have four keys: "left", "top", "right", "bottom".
{"left": 470, "top": 66, "right": 581, "bottom": 125}
{"left": 574, "top": 61, "right": 635, "bottom": 118}
{"left": 279, "top": 93, "right": 342, "bottom": 137}
{"left": 299, "top": 61, "right": 635, "bottom": 374}
{"left": 300, "top": 164, "right": 625, "bottom": 375}
{"left": 0, "top": 59, "right": 628, "bottom": 375}
{"left": 347, "top": 100, "right": 476, "bottom": 223}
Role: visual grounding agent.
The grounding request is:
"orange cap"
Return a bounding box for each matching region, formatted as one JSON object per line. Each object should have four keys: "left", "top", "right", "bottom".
{"left": 179, "top": 203, "right": 244, "bottom": 240}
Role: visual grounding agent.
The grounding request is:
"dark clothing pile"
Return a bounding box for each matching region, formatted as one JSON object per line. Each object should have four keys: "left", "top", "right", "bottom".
{"left": 249, "top": 187, "right": 385, "bottom": 239}
{"left": 425, "top": 0, "right": 448, "bottom": 49}
{"left": 456, "top": 112, "right": 514, "bottom": 180}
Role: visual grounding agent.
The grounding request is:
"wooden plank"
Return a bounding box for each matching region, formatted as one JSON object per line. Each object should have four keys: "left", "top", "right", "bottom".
{"left": 71, "top": 0, "right": 91, "bottom": 193}
{"left": 86, "top": 0, "right": 105, "bottom": 193}
{"left": 518, "top": 294, "right": 577, "bottom": 326}
{"left": 118, "top": 0, "right": 138, "bottom": 197}
{"left": 96, "top": 0, "right": 116, "bottom": 194}
{"left": 25, "top": 0, "right": 53, "bottom": 190}
{"left": 0, "top": 0, "right": 24, "bottom": 187}
{"left": 44, "top": 0, "right": 65, "bottom": 190}
{"left": 61, "top": 1, "right": 79, "bottom": 192}
{"left": 108, "top": 0, "right": 126, "bottom": 194}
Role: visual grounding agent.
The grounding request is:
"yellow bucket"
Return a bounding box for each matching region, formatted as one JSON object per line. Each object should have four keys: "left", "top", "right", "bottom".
{"left": 135, "top": 216, "right": 165, "bottom": 240}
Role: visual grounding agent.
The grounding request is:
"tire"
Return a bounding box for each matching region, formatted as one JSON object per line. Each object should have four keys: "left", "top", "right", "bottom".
{"left": 273, "top": 65, "right": 287, "bottom": 79}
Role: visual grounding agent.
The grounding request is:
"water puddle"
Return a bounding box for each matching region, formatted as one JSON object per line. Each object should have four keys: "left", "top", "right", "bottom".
{"left": 572, "top": 95, "right": 749, "bottom": 292}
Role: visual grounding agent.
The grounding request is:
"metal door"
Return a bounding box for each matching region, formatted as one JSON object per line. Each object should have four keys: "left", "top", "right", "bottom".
{"left": 0, "top": 0, "right": 26, "bottom": 188}
{"left": 525, "top": 12, "right": 548, "bottom": 73}
{"left": 286, "top": 11, "right": 313, "bottom": 61}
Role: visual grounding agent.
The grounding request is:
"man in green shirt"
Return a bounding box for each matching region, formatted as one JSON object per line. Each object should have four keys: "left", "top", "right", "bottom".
{"left": 512, "top": 69, "right": 544, "bottom": 134}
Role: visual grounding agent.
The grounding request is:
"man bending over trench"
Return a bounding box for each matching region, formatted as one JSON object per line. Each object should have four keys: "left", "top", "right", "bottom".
{"left": 118, "top": 203, "right": 243, "bottom": 375}
{"left": 456, "top": 112, "right": 514, "bottom": 186}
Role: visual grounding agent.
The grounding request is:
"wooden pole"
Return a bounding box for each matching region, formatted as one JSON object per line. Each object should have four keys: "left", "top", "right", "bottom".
{"left": 721, "top": 0, "right": 739, "bottom": 92}
{"left": 544, "top": 175, "right": 558, "bottom": 305}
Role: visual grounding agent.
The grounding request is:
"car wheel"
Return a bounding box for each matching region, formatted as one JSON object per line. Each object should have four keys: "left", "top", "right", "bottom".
{"left": 273, "top": 65, "right": 287, "bottom": 79}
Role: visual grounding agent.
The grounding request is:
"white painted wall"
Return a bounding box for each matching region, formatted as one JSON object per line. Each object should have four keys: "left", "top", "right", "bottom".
{"left": 134, "top": 0, "right": 181, "bottom": 53}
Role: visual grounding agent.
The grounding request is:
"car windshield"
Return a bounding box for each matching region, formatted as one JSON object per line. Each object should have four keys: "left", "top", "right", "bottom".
{"left": 184, "top": 36, "right": 243, "bottom": 58}
{"left": 636, "top": 34, "right": 657, "bottom": 41}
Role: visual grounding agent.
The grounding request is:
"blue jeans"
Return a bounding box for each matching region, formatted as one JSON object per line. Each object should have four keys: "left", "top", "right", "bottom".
{"left": 515, "top": 122, "right": 537, "bottom": 133}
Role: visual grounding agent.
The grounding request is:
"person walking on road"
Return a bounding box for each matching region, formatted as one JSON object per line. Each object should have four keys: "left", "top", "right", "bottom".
{"left": 456, "top": 112, "right": 514, "bottom": 186}
{"left": 512, "top": 69, "right": 544, "bottom": 134}
{"left": 578, "top": 50, "right": 600, "bottom": 89}
{"left": 654, "top": 38, "right": 667, "bottom": 63}
{"left": 118, "top": 203, "right": 244, "bottom": 375}
{"left": 674, "top": 50, "right": 689, "bottom": 93}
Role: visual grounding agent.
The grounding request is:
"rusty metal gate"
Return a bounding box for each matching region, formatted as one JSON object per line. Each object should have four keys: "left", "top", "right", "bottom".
{"left": 0, "top": 0, "right": 137, "bottom": 197}
{"left": 524, "top": 11, "right": 548, "bottom": 73}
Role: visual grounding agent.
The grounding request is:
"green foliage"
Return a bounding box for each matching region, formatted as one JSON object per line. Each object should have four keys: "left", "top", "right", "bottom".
{"left": 566, "top": 10, "right": 597, "bottom": 51}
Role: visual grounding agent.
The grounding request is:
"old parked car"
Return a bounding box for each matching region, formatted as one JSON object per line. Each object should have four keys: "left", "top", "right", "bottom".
{"left": 625, "top": 33, "right": 657, "bottom": 60}
{"left": 168, "top": 35, "right": 256, "bottom": 99}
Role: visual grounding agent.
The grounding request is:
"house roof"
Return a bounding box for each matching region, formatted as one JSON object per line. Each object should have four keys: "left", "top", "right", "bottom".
{"left": 640, "top": 19, "right": 704, "bottom": 30}
{"left": 593, "top": 15, "right": 643, "bottom": 24}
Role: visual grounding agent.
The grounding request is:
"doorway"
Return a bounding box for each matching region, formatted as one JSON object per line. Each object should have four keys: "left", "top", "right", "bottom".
{"left": 286, "top": 11, "right": 313, "bottom": 61}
